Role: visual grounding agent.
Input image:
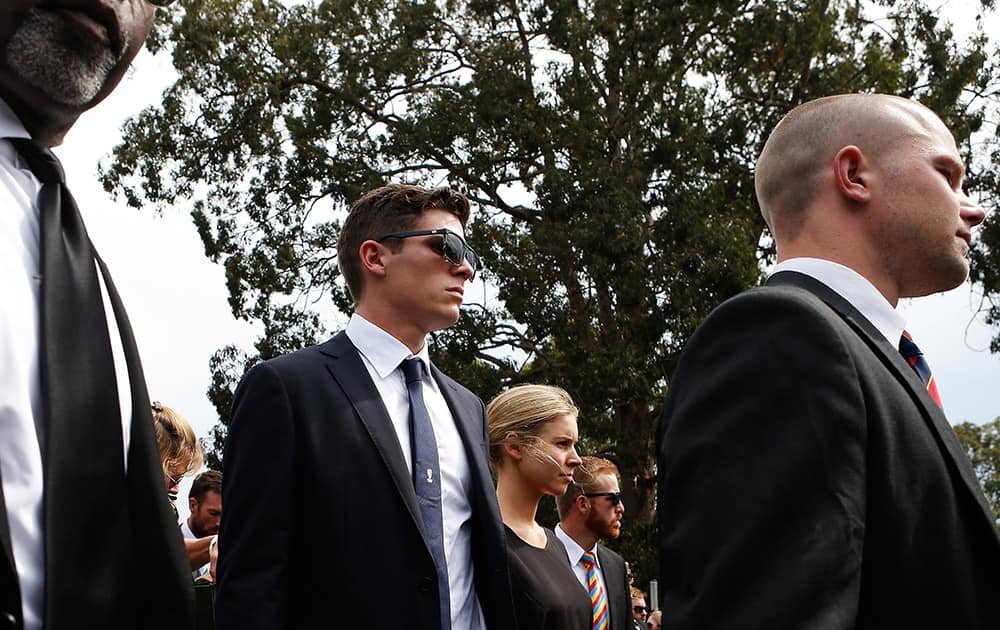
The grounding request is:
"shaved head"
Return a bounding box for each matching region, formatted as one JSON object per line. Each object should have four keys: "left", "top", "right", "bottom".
{"left": 754, "top": 92, "right": 984, "bottom": 303}
{"left": 755, "top": 94, "right": 948, "bottom": 238}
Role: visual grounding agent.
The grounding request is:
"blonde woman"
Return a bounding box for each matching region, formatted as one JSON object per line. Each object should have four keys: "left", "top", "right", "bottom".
{"left": 487, "top": 385, "right": 591, "bottom": 630}
{"left": 150, "top": 400, "right": 203, "bottom": 515}
{"left": 151, "top": 401, "right": 215, "bottom": 576}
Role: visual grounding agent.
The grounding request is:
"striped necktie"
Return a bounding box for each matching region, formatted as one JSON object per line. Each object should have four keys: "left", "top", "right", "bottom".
{"left": 899, "top": 330, "right": 942, "bottom": 408}
{"left": 581, "top": 551, "right": 609, "bottom": 630}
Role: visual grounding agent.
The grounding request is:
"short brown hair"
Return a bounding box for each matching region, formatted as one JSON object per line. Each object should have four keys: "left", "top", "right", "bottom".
{"left": 556, "top": 455, "right": 619, "bottom": 518}
{"left": 189, "top": 470, "right": 222, "bottom": 502}
{"left": 337, "top": 184, "right": 471, "bottom": 302}
{"left": 151, "top": 401, "right": 203, "bottom": 480}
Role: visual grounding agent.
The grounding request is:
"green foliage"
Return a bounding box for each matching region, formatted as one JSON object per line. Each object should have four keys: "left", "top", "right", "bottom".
{"left": 105, "top": 0, "right": 1000, "bottom": 580}
{"left": 609, "top": 519, "right": 657, "bottom": 596}
{"left": 954, "top": 417, "right": 1000, "bottom": 525}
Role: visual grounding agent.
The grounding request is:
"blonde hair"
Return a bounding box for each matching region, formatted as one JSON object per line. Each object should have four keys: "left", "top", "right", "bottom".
{"left": 486, "top": 384, "right": 578, "bottom": 468}
{"left": 151, "top": 401, "right": 203, "bottom": 480}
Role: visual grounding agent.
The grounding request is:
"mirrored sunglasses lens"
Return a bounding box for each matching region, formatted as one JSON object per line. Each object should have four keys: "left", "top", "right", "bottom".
{"left": 440, "top": 233, "right": 461, "bottom": 264}
{"left": 443, "top": 233, "right": 478, "bottom": 272}
{"left": 466, "top": 247, "right": 480, "bottom": 271}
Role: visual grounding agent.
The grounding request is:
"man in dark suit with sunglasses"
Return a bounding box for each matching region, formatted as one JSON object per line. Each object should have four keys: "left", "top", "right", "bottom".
{"left": 0, "top": 1, "right": 192, "bottom": 629}
{"left": 658, "top": 94, "right": 1000, "bottom": 628}
{"left": 555, "top": 456, "right": 630, "bottom": 630}
{"left": 217, "top": 184, "right": 516, "bottom": 630}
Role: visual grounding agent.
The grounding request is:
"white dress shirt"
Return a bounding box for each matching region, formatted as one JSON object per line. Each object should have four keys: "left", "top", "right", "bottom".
{"left": 0, "top": 98, "right": 132, "bottom": 630}
{"left": 771, "top": 258, "right": 906, "bottom": 345}
{"left": 554, "top": 523, "right": 607, "bottom": 595}
{"left": 179, "top": 519, "right": 210, "bottom": 579}
{"left": 345, "top": 314, "right": 485, "bottom": 630}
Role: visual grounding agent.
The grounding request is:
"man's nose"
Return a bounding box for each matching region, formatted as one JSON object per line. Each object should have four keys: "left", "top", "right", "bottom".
{"left": 959, "top": 191, "right": 986, "bottom": 228}
{"left": 454, "top": 255, "right": 475, "bottom": 280}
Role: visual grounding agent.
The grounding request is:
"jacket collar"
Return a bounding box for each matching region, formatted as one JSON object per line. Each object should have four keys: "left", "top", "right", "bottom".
{"left": 768, "top": 271, "right": 1000, "bottom": 534}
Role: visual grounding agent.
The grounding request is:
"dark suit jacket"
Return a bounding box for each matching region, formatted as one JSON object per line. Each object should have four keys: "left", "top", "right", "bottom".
{"left": 597, "top": 544, "right": 630, "bottom": 630}
{"left": 215, "top": 332, "right": 516, "bottom": 630}
{"left": 657, "top": 271, "right": 1000, "bottom": 629}
{"left": 0, "top": 259, "right": 194, "bottom": 630}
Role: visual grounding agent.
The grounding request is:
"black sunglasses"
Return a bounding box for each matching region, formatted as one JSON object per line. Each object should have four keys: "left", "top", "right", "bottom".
{"left": 633, "top": 605, "right": 647, "bottom": 613}
{"left": 376, "top": 228, "right": 480, "bottom": 280}
{"left": 583, "top": 491, "right": 622, "bottom": 506}
{"left": 149, "top": 0, "right": 177, "bottom": 5}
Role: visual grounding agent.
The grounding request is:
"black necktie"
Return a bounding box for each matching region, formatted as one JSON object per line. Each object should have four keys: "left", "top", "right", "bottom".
{"left": 7, "top": 137, "right": 130, "bottom": 620}
{"left": 400, "top": 357, "right": 451, "bottom": 630}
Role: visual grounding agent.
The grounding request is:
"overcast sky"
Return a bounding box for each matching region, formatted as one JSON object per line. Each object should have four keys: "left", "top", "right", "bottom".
{"left": 51, "top": 0, "right": 1000, "bottom": 515}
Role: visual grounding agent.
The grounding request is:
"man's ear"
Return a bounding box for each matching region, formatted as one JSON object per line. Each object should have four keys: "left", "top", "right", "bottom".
{"left": 189, "top": 496, "right": 198, "bottom": 512}
{"left": 833, "top": 145, "right": 871, "bottom": 204}
{"left": 358, "top": 240, "right": 388, "bottom": 278}
{"left": 574, "top": 493, "right": 590, "bottom": 515}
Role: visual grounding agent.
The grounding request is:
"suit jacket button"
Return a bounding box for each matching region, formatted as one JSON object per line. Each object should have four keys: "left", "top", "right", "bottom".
{"left": 419, "top": 577, "right": 434, "bottom": 592}
{"left": 1, "top": 611, "right": 15, "bottom": 627}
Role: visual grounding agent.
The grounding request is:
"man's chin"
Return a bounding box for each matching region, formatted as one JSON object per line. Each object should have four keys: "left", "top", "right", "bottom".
{"left": 901, "top": 261, "right": 971, "bottom": 298}
{"left": 7, "top": 10, "right": 117, "bottom": 108}
{"left": 426, "top": 309, "right": 462, "bottom": 332}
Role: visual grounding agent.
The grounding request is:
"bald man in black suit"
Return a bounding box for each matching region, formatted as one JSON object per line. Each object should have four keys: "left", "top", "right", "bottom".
{"left": 658, "top": 94, "right": 1000, "bottom": 628}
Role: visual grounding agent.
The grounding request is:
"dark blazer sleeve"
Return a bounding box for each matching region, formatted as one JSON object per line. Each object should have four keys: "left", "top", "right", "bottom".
{"left": 215, "top": 361, "right": 297, "bottom": 630}
{"left": 657, "top": 286, "right": 867, "bottom": 629}
{"left": 598, "top": 545, "right": 630, "bottom": 630}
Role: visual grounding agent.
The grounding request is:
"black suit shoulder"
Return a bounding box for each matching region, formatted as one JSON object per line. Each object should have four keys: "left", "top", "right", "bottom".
{"left": 658, "top": 280, "right": 1000, "bottom": 629}
{"left": 658, "top": 283, "right": 872, "bottom": 629}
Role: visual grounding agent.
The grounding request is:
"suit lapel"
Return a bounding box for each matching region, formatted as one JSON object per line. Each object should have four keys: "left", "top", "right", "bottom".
{"left": 769, "top": 271, "right": 999, "bottom": 531}
{"left": 320, "top": 333, "right": 425, "bottom": 537}
{"left": 597, "top": 545, "right": 626, "bottom": 630}
{"left": 430, "top": 364, "right": 492, "bottom": 497}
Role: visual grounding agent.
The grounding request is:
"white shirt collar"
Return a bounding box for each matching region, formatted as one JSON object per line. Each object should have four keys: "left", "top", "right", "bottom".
{"left": 0, "top": 98, "right": 31, "bottom": 139}
{"left": 554, "top": 523, "right": 597, "bottom": 567}
{"left": 0, "top": 98, "right": 33, "bottom": 171}
{"left": 345, "top": 313, "right": 432, "bottom": 379}
{"left": 771, "top": 257, "right": 906, "bottom": 345}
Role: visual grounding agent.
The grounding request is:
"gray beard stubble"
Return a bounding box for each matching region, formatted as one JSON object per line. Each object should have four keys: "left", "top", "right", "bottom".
{"left": 6, "top": 9, "right": 123, "bottom": 107}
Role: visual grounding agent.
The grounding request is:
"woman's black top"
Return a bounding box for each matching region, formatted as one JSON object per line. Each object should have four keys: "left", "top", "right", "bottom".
{"left": 505, "top": 525, "right": 592, "bottom": 630}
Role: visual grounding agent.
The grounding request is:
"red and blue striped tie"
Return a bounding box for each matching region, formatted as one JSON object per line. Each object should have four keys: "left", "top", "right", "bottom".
{"left": 581, "top": 551, "right": 609, "bottom": 630}
{"left": 899, "top": 330, "right": 942, "bottom": 408}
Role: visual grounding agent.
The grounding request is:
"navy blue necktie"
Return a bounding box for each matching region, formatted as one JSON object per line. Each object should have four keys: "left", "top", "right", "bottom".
{"left": 899, "top": 330, "right": 942, "bottom": 408}
{"left": 401, "top": 357, "right": 451, "bottom": 630}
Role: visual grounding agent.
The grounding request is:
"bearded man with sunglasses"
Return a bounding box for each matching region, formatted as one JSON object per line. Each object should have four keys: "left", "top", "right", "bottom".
{"left": 217, "top": 184, "right": 516, "bottom": 630}
{"left": 555, "top": 456, "right": 631, "bottom": 630}
{"left": 0, "top": 1, "right": 193, "bottom": 629}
